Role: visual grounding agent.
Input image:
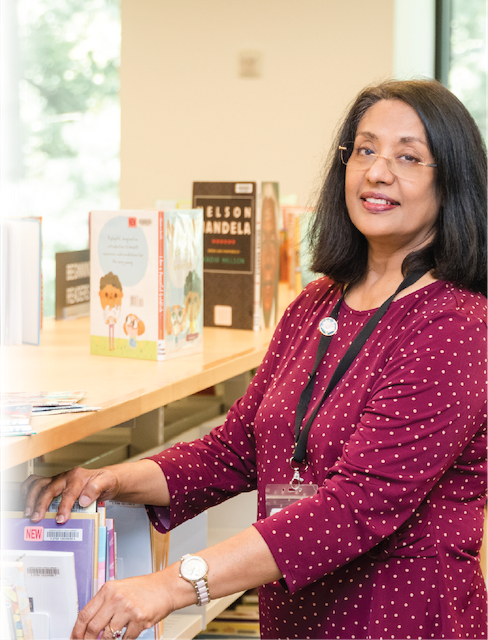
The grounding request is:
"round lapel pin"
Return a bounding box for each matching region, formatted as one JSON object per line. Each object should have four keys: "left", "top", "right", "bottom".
{"left": 318, "top": 317, "right": 338, "bottom": 336}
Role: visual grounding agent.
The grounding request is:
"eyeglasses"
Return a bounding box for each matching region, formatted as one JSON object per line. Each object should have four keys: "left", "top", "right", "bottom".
{"left": 339, "top": 142, "right": 436, "bottom": 180}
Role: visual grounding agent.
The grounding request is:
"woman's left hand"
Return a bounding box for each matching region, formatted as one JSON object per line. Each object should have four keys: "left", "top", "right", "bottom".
{"left": 71, "top": 571, "right": 175, "bottom": 639}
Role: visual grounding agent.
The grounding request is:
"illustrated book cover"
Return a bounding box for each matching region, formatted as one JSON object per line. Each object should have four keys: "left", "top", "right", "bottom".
{"left": 192, "top": 181, "right": 280, "bottom": 330}
{"left": 90, "top": 209, "right": 204, "bottom": 361}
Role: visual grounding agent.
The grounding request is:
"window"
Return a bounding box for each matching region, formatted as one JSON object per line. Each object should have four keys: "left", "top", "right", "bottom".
{"left": 2, "top": 0, "right": 120, "bottom": 317}
{"left": 436, "top": 0, "right": 487, "bottom": 142}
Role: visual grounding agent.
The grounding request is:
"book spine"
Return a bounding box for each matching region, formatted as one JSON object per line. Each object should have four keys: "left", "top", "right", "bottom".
{"left": 253, "top": 183, "right": 262, "bottom": 331}
{"left": 106, "top": 519, "right": 115, "bottom": 580}
{"left": 157, "top": 211, "right": 165, "bottom": 361}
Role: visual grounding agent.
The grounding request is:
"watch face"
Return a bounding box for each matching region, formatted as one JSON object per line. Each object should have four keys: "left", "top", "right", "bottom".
{"left": 181, "top": 556, "right": 207, "bottom": 581}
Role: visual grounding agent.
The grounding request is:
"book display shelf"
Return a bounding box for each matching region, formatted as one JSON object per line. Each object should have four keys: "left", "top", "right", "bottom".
{"left": 1, "top": 284, "right": 294, "bottom": 639}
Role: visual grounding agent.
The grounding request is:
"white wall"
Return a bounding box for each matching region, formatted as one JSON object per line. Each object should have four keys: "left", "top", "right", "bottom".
{"left": 120, "top": 0, "right": 396, "bottom": 209}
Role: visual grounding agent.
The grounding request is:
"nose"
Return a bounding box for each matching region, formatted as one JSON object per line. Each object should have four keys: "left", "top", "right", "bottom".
{"left": 364, "top": 154, "right": 395, "bottom": 184}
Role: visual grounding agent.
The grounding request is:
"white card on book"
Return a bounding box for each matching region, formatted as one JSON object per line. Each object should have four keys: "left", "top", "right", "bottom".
{"left": 2, "top": 550, "right": 78, "bottom": 640}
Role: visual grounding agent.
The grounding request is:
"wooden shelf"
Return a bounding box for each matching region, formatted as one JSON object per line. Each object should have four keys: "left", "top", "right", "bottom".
{"left": 1, "top": 284, "right": 295, "bottom": 471}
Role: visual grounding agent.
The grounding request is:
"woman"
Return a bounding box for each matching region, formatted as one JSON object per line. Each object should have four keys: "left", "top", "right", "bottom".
{"left": 23, "top": 79, "right": 487, "bottom": 640}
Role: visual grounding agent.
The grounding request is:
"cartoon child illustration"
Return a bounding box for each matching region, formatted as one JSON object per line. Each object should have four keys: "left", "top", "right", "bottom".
{"left": 123, "top": 313, "right": 145, "bottom": 349}
{"left": 99, "top": 272, "right": 123, "bottom": 351}
{"left": 165, "top": 304, "right": 186, "bottom": 344}
{"left": 184, "top": 269, "right": 202, "bottom": 339}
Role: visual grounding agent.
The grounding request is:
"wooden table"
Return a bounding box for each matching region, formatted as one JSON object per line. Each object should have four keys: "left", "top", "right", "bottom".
{"left": 1, "top": 287, "right": 294, "bottom": 470}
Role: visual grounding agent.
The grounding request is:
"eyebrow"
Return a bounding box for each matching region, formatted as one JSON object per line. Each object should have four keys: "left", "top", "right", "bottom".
{"left": 356, "top": 131, "right": 429, "bottom": 147}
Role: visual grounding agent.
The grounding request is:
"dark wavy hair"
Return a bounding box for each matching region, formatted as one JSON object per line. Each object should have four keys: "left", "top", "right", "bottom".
{"left": 309, "top": 79, "right": 487, "bottom": 295}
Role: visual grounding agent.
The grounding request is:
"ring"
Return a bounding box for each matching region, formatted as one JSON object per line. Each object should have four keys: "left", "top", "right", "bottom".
{"left": 109, "top": 625, "right": 123, "bottom": 639}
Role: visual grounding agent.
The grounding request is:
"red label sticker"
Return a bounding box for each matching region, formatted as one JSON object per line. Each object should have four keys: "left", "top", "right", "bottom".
{"left": 24, "top": 526, "right": 44, "bottom": 542}
{"left": 128, "top": 217, "right": 137, "bottom": 227}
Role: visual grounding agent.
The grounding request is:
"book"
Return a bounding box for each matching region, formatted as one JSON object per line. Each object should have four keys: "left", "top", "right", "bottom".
{"left": 2, "top": 512, "right": 99, "bottom": 612}
{"left": 90, "top": 209, "right": 204, "bottom": 361}
{"left": 0, "top": 404, "right": 31, "bottom": 427}
{"left": 0, "top": 560, "right": 34, "bottom": 640}
{"left": 2, "top": 551, "right": 78, "bottom": 640}
{"left": 0, "top": 218, "right": 42, "bottom": 345}
{"left": 104, "top": 501, "right": 163, "bottom": 639}
{"left": 0, "top": 589, "right": 17, "bottom": 640}
{"left": 0, "top": 405, "right": 34, "bottom": 437}
{"left": 55, "top": 249, "right": 90, "bottom": 319}
{"left": 192, "top": 181, "right": 280, "bottom": 330}
{"left": 2, "top": 576, "right": 24, "bottom": 640}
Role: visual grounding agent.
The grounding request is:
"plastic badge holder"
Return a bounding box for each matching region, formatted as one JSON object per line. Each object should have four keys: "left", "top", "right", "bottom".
{"left": 265, "top": 483, "right": 318, "bottom": 517}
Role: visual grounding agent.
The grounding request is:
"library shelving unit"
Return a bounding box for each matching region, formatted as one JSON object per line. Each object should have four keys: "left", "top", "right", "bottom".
{"left": 1, "top": 285, "right": 294, "bottom": 639}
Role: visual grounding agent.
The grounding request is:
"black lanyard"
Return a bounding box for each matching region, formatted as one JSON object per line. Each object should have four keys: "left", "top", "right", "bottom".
{"left": 292, "top": 270, "right": 426, "bottom": 465}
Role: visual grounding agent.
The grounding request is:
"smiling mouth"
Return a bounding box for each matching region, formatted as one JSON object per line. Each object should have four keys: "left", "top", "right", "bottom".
{"left": 362, "top": 196, "right": 399, "bottom": 205}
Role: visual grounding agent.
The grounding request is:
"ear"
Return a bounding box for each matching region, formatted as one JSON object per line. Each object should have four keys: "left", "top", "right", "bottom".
{"left": 138, "top": 320, "right": 145, "bottom": 335}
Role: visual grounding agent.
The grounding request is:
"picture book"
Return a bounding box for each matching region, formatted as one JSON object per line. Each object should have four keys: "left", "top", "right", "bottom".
{"left": 0, "top": 218, "right": 42, "bottom": 345}
{"left": 90, "top": 209, "right": 204, "bottom": 361}
{"left": 2, "top": 550, "right": 78, "bottom": 640}
{"left": 2, "top": 576, "right": 24, "bottom": 640}
{"left": 0, "top": 560, "right": 34, "bottom": 640}
{"left": 192, "top": 181, "right": 280, "bottom": 330}
{"left": 0, "top": 589, "right": 16, "bottom": 640}
{"left": 2, "top": 512, "right": 98, "bottom": 612}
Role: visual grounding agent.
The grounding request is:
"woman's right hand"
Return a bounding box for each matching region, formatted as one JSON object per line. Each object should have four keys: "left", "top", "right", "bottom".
{"left": 21, "top": 467, "right": 120, "bottom": 524}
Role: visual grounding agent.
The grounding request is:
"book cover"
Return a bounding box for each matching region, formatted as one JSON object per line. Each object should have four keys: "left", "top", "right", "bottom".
{"left": 90, "top": 209, "right": 204, "bottom": 361}
{"left": 2, "top": 551, "right": 78, "bottom": 640}
{"left": 0, "top": 218, "right": 42, "bottom": 346}
{"left": 192, "top": 181, "right": 280, "bottom": 330}
{"left": 2, "top": 576, "right": 24, "bottom": 640}
{"left": 2, "top": 512, "right": 98, "bottom": 612}
{"left": 1, "top": 589, "right": 17, "bottom": 640}
{"left": 0, "top": 560, "right": 34, "bottom": 640}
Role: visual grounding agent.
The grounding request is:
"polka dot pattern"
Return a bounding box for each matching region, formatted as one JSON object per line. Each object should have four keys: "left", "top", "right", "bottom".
{"left": 146, "top": 278, "right": 487, "bottom": 639}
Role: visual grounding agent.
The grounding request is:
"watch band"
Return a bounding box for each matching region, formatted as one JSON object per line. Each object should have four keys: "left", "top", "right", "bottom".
{"left": 180, "top": 554, "right": 211, "bottom": 607}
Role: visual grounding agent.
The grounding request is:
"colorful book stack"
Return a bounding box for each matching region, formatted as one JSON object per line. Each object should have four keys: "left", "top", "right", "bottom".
{"left": 1, "top": 498, "right": 170, "bottom": 640}
{"left": 90, "top": 209, "right": 204, "bottom": 361}
{"left": 192, "top": 181, "right": 280, "bottom": 331}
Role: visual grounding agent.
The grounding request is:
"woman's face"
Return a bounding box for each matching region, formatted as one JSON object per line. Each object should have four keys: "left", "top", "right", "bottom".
{"left": 345, "top": 99, "right": 440, "bottom": 258}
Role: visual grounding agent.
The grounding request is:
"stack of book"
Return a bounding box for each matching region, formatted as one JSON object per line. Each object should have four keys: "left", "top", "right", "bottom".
{"left": 1, "top": 497, "right": 170, "bottom": 640}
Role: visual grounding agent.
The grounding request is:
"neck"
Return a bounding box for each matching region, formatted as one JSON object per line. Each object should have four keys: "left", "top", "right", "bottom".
{"left": 345, "top": 262, "right": 434, "bottom": 311}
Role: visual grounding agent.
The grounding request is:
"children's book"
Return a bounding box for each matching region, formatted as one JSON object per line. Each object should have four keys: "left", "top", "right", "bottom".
{"left": 90, "top": 209, "right": 204, "bottom": 361}
{"left": 2, "top": 576, "right": 24, "bottom": 640}
{"left": 192, "top": 181, "right": 280, "bottom": 330}
{"left": 0, "top": 589, "right": 15, "bottom": 640}
{"left": 0, "top": 560, "right": 34, "bottom": 640}
{"left": 2, "top": 551, "right": 78, "bottom": 640}
{"left": 0, "top": 218, "right": 42, "bottom": 346}
{"left": 2, "top": 512, "right": 98, "bottom": 612}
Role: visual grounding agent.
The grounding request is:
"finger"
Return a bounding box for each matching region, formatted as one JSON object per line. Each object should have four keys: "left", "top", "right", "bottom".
{"left": 22, "top": 475, "right": 61, "bottom": 519}
{"left": 31, "top": 473, "right": 84, "bottom": 523}
{"left": 101, "top": 621, "right": 127, "bottom": 640}
{"left": 70, "top": 590, "right": 106, "bottom": 639}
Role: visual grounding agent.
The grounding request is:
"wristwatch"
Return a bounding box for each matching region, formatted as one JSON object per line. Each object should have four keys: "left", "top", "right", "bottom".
{"left": 179, "top": 554, "right": 210, "bottom": 606}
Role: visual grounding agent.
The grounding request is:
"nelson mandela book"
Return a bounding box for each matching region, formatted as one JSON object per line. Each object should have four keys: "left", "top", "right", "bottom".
{"left": 192, "top": 181, "right": 280, "bottom": 331}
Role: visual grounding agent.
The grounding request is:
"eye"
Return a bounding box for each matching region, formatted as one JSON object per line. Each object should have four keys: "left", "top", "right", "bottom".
{"left": 398, "top": 153, "right": 420, "bottom": 164}
{"left": 356, "top": 145, "right": 375, "bottom": 157}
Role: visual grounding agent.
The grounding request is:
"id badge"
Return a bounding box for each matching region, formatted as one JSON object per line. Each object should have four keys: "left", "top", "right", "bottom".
{"left": 265, "top": 483, "right": 318, "bottom": 517}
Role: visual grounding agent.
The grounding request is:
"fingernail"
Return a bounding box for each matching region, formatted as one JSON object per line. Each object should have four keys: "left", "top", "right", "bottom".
{"left": 31, "top": 512, "right": 39, "bottom": 521}
{"left": 56, "top": 514, "right": 65, "bottom": 524}
{"left": 24, "top": 508, "right": 32, "bottom": 517}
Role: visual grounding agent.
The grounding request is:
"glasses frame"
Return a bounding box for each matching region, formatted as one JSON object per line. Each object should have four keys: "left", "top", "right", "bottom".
{"left": 339, "top": 143, "right": 437, "bottom": 175}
